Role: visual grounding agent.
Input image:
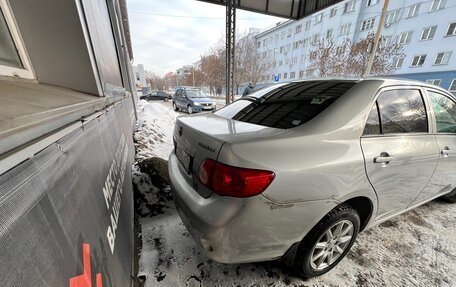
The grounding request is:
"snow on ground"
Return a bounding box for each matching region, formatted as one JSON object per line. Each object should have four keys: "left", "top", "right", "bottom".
{"left": 133, "top": 101, "right": 456, "bottom": 287}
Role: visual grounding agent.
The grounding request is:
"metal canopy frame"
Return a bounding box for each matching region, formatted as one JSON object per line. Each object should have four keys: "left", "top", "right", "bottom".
{"left": 201, "top": 0, "right": 345, "bottom": 104}
{"left": 225, "top": 0, "right": 236, "bottom": 104}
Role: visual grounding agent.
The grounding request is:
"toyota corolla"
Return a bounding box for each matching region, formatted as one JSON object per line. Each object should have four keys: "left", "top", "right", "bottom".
{"left": 168, "top": 79, "right": 456, "bottom": 278}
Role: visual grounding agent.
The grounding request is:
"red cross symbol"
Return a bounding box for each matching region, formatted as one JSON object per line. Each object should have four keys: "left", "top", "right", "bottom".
{"left": 69, "top": 244, "right": 103, "bottom": 287}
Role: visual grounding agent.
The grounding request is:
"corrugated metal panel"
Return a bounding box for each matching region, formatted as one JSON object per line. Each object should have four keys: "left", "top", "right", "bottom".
{"left": 198, "top": 0, "right": 343, "bottom": 19}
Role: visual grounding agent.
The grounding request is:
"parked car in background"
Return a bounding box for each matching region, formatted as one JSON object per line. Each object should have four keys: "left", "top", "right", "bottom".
{"left": 169, "top": 79, "right": 456, "bottom": 278}
{"left": 140, "top": 90, "right": 172, "bottom": 101}
{"left": 172, "top": 87, "right": 216, "bottom": 113}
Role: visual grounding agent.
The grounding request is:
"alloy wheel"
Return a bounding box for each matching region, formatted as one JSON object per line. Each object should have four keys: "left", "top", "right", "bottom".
{"left": 309, "top": 220, "right": 354, "bottom": 270}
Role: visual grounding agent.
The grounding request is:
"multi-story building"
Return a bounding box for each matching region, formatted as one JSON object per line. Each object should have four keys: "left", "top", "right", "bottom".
{"left": 133, "top": 64, "right": 147, "bottom": 87}
{"left": 255, "top": 0, "right": 456, "bottom": 94}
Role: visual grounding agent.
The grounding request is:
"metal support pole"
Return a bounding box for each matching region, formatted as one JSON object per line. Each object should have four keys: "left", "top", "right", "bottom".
{"left": 226, "top": 0, "right": 236, "bottom": 105}
{"left": 363, "top": 0, "right": 389, "bottom": 77}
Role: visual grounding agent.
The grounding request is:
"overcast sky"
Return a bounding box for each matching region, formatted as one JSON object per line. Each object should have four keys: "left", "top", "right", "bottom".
{"left": 127, "top": 0, "right": 285, "bottom": 76}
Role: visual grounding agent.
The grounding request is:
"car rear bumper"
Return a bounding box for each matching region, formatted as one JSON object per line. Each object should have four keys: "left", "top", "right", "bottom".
{"left": 168, "top": 152, "right": 338, "bottom": 264}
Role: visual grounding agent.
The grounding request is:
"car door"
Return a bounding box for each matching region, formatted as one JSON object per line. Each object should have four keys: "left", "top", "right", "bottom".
{"left": 361, "top": 88, "right": 440, "bottom": 221}
{"left": 413, "top": 89, "right": 456, "bottom": 202}
{"left": 176, "top": 89, "right": 184, "bottom": 108}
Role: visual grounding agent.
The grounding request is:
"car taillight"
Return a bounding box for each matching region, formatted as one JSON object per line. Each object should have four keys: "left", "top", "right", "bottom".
{"left": 198, "top": 159, "right": 275, "bottom": 198}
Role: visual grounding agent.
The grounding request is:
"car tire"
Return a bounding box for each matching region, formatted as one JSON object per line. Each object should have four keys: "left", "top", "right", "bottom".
{"left": 173, "top": 102, "right": 179, "bottom": 111}
{"left": 440, "top": 188, "right": 456, "bottom": 203}
{"left": 187, "top": 105, "right": 193, "bottom": 114}
{"left": 164, "top": 98, "right": 169, "bottom": 102}
{"left": 293, "top": 204, "right": 360, "bottom": 279}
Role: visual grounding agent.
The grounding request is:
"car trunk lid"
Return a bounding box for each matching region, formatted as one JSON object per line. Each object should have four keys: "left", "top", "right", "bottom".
{"left": 173, "top": 113, "right": 283, "bottom": 197}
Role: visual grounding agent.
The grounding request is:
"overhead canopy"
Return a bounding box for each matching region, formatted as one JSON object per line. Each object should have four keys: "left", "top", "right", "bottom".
{"left": 198, "top": 0, "right": 343, "bottom": 19}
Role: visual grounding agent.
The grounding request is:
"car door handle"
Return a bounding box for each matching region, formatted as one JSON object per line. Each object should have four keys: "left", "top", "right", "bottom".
{"left": 374, "top": 153, "right": 393, "bottom": 164}
{"left": 441, "top": 147, "right": 456, "bottom": 157}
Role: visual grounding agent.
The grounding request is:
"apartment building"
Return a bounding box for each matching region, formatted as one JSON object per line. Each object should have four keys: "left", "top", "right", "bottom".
{"left": 255, "top": 0, "right": 456, "bottom": 94}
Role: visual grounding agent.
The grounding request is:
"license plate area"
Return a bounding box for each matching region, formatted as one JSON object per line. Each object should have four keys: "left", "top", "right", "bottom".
{"left": 176, "top": 144, "right": 193, "bottom": 174}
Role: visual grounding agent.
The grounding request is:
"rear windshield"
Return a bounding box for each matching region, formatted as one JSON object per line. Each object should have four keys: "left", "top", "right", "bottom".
{"left": 215, "top": 81, "right": 356, "bottom": 129}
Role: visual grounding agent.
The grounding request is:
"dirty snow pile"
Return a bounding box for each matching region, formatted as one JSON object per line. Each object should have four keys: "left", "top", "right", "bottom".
{"left": 133, "top": 101, "right": 456, "bottom": 287}
{"left": 134, "top": 100, "right": 177, "bottom": 161}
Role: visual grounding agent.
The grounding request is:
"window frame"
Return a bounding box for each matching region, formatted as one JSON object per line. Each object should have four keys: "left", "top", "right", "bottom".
{"left": 406, "top": 3, "right": 421, "bottom": 18}
{"left": 420, "top": 26, "right": 437, "bottom": 41}
{"left": 362, "top": 86, "right": 431, "bottom": 138}
{"left": 361, "top": 17, "right": 376, "bottom": 31}
{"left": 449, "top": 79, "right": 456, "bottom": 92}
{"left": 424, "top": 88, "right": 456, "bottom": 135}
{"left": 433, "top": 51, "right": 452, "bottom": 65}
{"left": 430, "top": 0, "right": 445, "bottom": 12}
{"left": 344, "top": 1, "right": 355, "bottom": 13}
{"left": 366, "top": 0, "right": 378, "bottom": 7}
{"left": 411, "top": 54, "right": 427, "bottom": 67}
{"left": 0, "top": 0, "right": 34, "bottom": 79}
{"left": 446, "top": 22, "right": 456, "bottom": 36}
{"left": 398, "top": 31, "right": 413, "bottom": 44}
{"left": 426, "top": 79, "right": 441, "bottom": 86}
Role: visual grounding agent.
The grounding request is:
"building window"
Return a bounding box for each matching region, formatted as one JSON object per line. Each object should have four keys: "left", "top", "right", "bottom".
{"left": 344, "top": 0, "right": 355, "bottom": 13}
{"left": 340, "top": 23, "right": 351, "bottom": 35}
{"left": 290, "top": 71, "right": 296, "bottom": 79}
{"left": 446, "top": 22, "right": 456, "bottom": 36}
{"left": 285, "top": 58, "right": 289, "bottom": 65}
{"left": 411, "top": 55, "right": 427, "bottom": 67}
{"left": 330, "top": 8, "right": 337, "bottom": 18}
{"left": 305, "top": 20, "right": 311, "bottom": 31}
{"left": 287, "top": 28, "right": 292, "bottom": 37}
{"left": 315, "top": 13, "right": 323, "bottom": 24}
{"left": 384, "top": 10, "right": 399, "bottom": 26}
{"left": 303, "top": 38, "right": 309, "bottom": 47}
{"left": 295, "top": 24, "right": 302, "bottom": 34}
{"left": 257, "top": 42, "right": 261, "bottom": 48}
{"left": 326, "top": 28, "right": 333, "bottom": 39}
{"left": 311, "top": 34, "right": 320, "bottom": 44}
{"left": 279, "top": 60, "right": 283, "bottom": 66}
{"left": 398, "top": 31, "right": 413, "bottom": 44}
{"left": 434, "top": 51, "right": 452, "bottom": 65}
{"left": 421, "top": 26, "right": 437, "bottom": 40}
{"left": 406, "top": 4, "right": 421, "bottom": 18}
{"left": 366, "top": 0, "right": 378, "bottom": 7}
{"left": 336, "top": 46, "right": 345, "bottom": 56}
{"left": 0, "top": 5, "right": 33, "bottom": 79}
{"left": 284, "top": 72, "right": 288, "bottom": 79}
{"left": 280, "top": 46, "right": 284, "bottom": 53}
{"left": 361, "top": 18, "right": 375, "bottom": 31}
{"left": 430, "top": 0, "right": 445, "bottom": 12}
{"left": 449, "top": 79, "right": 456, "bottom": 92}
{"left": 299, "top": 70, "right": 305, "bottom": 78}
{"left": 393, "top": 57, "right": 405, "bottom": 68}
{"left": 426, "top": 79, "right": 441, "bottom": 86}
{"left": 292, "top": 57, "right": 297, "bottom": 65}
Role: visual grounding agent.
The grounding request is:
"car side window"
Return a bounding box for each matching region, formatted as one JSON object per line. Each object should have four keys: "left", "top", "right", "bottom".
{"left": 363, "top": 102, "right": 381, "bottom": 135}
{"left": 376, "top": 89, "right": 428, "bottom": 134}
{"left": 428, "top": 90, "right": 456, "bottom": 133}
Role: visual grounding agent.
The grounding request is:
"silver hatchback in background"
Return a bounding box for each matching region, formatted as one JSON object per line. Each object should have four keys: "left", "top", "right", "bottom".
{"left": 168, "top": 79, "right": 456, "bottom": 278}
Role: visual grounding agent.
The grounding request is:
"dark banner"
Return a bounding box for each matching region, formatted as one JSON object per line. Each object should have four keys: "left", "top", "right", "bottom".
{"left": 0, "top": 98, "right": 135, "bottom": 287}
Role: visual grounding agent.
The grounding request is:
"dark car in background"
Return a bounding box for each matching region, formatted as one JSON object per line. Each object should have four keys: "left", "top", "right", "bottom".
{"left": 172, "top": 87, "right": 216, "bottom": 114}
{"left": 140, "top": 90, "right": 172, "bottom": 102}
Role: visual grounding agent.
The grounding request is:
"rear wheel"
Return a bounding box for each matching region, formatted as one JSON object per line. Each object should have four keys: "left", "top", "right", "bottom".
{"left": 294, "top": 204, "right": 360, "bottom": 278}
{"left": 187, "top": 105, "right": 193, "bottom": 114}
{"left": 173, "top": 102, "right": 179, "bottom": 111}
{"left": 440, "top": 188, "right": 456, "bottom": 203}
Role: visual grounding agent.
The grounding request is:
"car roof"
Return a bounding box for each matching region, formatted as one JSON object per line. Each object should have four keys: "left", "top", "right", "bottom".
{"left": 284, "top": 77, "right": 452, "bottom": 96}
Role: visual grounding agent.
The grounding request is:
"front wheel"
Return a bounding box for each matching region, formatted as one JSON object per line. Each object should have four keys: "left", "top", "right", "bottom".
{"left": 187, "top": 105, "right": 193, "bottom": 114}
{"left": 173, "top": 102, "right": 179, "bottom": 111}
{"left": 294, "top": 204, "right": 360, "bottom": 278}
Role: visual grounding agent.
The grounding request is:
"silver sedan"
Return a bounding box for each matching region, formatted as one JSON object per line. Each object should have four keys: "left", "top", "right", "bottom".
{"left": 168, "top": 79, "right": 456, "bottom": 278}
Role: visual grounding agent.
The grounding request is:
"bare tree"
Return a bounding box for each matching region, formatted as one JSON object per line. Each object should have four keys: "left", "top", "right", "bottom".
{"left": 200, "top": 47, "right": 225, "bottom": 95}
{"left": 145, "top": 71, "right": 166, "bottom": 90}
{"left": 307, "top": 38, "right": 349, "bottom": 78}
{"left": 307, "top": 33, "right": 403, "bottom": 78}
